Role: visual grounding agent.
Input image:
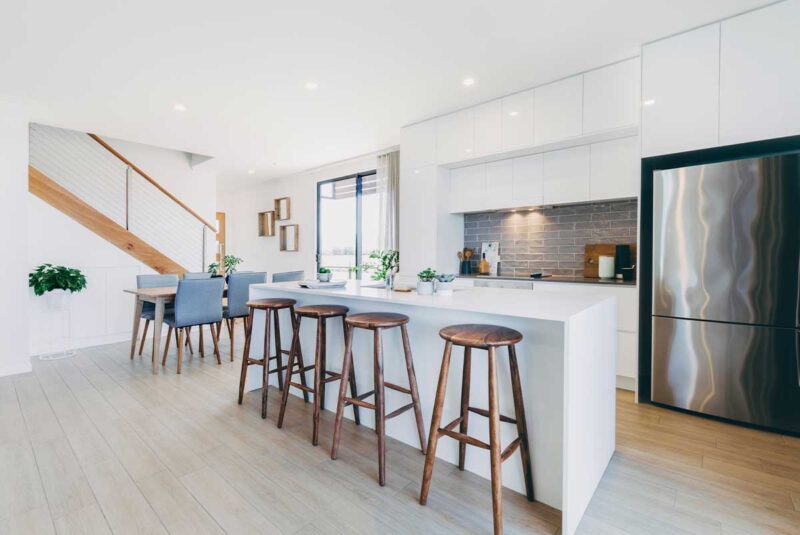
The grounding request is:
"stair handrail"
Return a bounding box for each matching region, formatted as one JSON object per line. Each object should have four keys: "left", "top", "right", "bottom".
{"left": 87, "top": 133, "right": 217, "bottom": 233}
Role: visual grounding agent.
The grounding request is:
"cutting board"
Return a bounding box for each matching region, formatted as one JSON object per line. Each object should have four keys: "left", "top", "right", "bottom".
{"left": 583, "top": 243, "right": 636, "bottom": 278}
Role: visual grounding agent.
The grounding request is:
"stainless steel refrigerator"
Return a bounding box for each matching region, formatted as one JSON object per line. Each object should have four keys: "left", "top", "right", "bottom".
{"left": 652, "top": 153, "right": 800, "bottom": 434}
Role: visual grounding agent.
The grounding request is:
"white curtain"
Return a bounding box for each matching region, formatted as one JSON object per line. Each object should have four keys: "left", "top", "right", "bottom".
{"left": 376, "top": 150, "right": 399, "bottom": 251}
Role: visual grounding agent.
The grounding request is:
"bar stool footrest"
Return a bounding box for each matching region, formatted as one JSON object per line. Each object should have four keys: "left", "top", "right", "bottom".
{"left": 385, "top": 402, "right": 414, "bottom": 420}
{"left": 437, "top": 428, "right": 490, "bottom": 450}
{"left": 468, "top": 406, "right": 517, "bottom": 424}
{"left": 288, "top": 382, "right": 315, "bottom": 394}
{"left": 345, "top": 397, "right": 376, "bottom": 410}
{"left": 384, "top": 381, "right": 411, "bottom": 395}
{"left": 501, "top": 437, "right": 522, "bottom": 462}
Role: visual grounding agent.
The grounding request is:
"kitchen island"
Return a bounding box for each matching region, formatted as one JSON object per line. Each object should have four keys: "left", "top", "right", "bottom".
{"left": 246, "top": 281, "right": 616, "bottom": 535}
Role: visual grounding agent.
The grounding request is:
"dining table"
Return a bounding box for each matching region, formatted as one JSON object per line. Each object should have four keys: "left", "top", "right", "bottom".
{"left": 124, "top": 286, "right": 177, "bottom": 374}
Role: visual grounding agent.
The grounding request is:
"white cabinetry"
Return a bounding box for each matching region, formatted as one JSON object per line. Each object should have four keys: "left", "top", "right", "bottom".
{"left": 511, "top": 154, "right": 543, "bottom": 207}
{"left": 400, "top": 120, "right": 437, "bottom": 170}
{"left": 534, "top": 75, "right": 583, "bottom": 145}
{"left": 500, "top": 89, "right": 535, "bottom": 151}
{"left": 719, "top": 1, "right": 800, "bottom": 145}
{"left": 474, "top": 100, "right": 502, "bottom": 157}
{"left": 450, "top": 164, "right": 485, "bottom": 213}
{"left": 583, "top": 58, "right": 640, "bottom": 134}
{"left": 641, "top": 25, "right": 720, "bottom": 157}
{"left": 543, "top": 145, "right": 590, "bottom": 205}
{"left": 590, "top": 136, "right": 639, "bottom": 201}
{"left": 485, "top": 160, "right": 513, "bottom": 210}
{"left": 436, "top": 109, "right": 474, "bottom": 165}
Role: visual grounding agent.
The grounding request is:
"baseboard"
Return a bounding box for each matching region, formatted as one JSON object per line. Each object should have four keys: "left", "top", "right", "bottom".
{"left": 30, "top": 332, "right": 133, "bottom": 356}
{"left": 0, "top": 361, "right": 33, "bottom": 378}
{"left": 616, "top": 375, "right": 636, "bottom": 391}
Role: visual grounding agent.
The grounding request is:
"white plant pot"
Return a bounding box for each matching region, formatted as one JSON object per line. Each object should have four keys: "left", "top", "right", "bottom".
{"left": 317, "top": 272, "right": 332, "bottom": 282}
{"left": 436, "top": 281, "right": 454, "bottom": 296}
{"left": 40, "top": 289, "right": 75, "bottom": 360}
{"left": 416, "top": 281, "right": 434, "bottom": 295}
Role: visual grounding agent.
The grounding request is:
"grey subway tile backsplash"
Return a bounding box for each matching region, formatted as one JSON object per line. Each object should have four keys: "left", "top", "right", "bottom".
{"left": 463, "top": 199, "right": 638, "bottom": 277}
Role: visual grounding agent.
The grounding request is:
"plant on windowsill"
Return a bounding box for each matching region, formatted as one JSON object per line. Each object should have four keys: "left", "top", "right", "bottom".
{"left": 317, "top": 266, "right": 332, "bottom": 283}
{"left": 416, "top": 267, "right": 437, "bottom": 296}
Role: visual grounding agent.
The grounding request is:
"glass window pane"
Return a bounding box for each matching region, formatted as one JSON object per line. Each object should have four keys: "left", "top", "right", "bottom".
{"left": 318, "top": 177, "right": 356, "bottom": 280}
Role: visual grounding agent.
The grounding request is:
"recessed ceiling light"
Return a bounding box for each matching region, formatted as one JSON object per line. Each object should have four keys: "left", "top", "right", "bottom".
{"left": 414, "top": 169, "right": 421, "bottom": 174}
{"left": 248, "top": 169, "right": 255, "bottom": 174}
{"left": 642, "top": 99, "right": 656, "bottom": 107}
{"left": 173, "top": 103, "right": 187, "bottom": 112}
{"left": 305, "top": 82, "right": 319, "bottom": 90}
{"left": 462, "top": 77, "right": 475, "bottom": 87}
{"left": 508, "top": 111, "right": 519, "bottom": 117}
{"left": 464, "top": 148, "right": 473, "bottom": 153}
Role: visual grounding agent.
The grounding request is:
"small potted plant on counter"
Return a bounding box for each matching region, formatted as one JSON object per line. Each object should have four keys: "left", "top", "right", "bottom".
{"left": 416, "top": 267, "right": 437, "bottom": 295}
{"left": 317, "top": 266, "right": 332, "bottom": 282}
{"left": 436, "top": 273, "right": 456, "bottom": 296}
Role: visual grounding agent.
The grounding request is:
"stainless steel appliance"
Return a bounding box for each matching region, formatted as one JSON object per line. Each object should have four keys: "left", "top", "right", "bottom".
{"left": 652, "top": 154, "right": 800, "bottom": 434}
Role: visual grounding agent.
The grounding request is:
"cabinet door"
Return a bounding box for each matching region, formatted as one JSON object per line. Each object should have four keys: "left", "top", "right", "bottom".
{"left": 720, "top": 2, "right": 800, "bottom": 145}
{"left": 500, "top": 89, "right": 535, "bottom": 151}
{"left": 450, "top": 164, "right": 485, "bottom": 213}
{"left": 436, "top": 109, "right": 474, "bottom": 165}
{"left": 590, "top": 136, "right": 640, "bottom": 201}
{"left": 617, "top": 331, "right": 638, "bottom": 379}
{"left": 512, "top": 154, "right": 543, "bottom": 207}
{"left": 474, "top": 100, "right": 502, "bottom": 157}
{"left": 485, "top": 160, "right": 513, "bottom": 210}
{"left": 400, "top": 166, "right": 438, "bottom": 275}
{"left": 641, "top": 25, "right": 720, "bottom": 157}
{"left": 543, "top": 145, "right": 590, "bottom": 205}
{"left": 534, "top": 75, "right": 583, "bottom": 145}
{"left": 583, "top": 58, "right": 640, "bottom": 134}
{"left": 400, "top": 120, "right": 437, "bottom": 170}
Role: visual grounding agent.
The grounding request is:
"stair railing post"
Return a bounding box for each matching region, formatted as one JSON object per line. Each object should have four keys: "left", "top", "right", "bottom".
{"left": 125, "top": 166, "right": 131, "bottom": 230}
{"left": 202, "top": 225, "right": 206, "bottom": 272}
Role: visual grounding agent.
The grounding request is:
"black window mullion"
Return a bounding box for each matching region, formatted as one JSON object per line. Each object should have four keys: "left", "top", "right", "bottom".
{"left": 355, "top": 174, "right": 363, "bottom": 280}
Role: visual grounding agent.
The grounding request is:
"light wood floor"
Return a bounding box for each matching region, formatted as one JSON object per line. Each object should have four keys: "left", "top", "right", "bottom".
{"left": 1, "top": 331, "right": 799, "bottom": 535}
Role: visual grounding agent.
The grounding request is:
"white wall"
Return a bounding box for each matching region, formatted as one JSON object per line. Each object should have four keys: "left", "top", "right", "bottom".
{"left": 217, "top": 154, "right": 378, "bottom": 279}
{"left": 0, "top": 97, "right": 32, "bottom": 376}
{"left": 27, "top": 131, "right": 218, "bottom": 355}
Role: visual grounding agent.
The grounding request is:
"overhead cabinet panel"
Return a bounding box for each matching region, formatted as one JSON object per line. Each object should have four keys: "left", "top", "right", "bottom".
{"left": 534, "top": 75, "right": 583, "bottom": 145}
{"left": 450, "top": 164, "right": 485, "bottom": 213}
{"left": 543, "top": 145, "right": 590, "bottom": 205}
{"left": 641, "top": 24, "right": 720, "bottom": 157}
{"left": 400, "top": 121, "right": 437, "bottom": 170}
{"left": 436, "top": 109, "right": 474, "bottom": 165}
{"left": 512, "top": 154, "right": 543, "bottom": 207}
{"left": 485, "top": 159, "right": 513, "bottom": 210}
{"left": 500, "top": 90, "right": 535, "bottom": 151}
{"left": 583, "top": 58, "right": 640, "bottom": 134}
{"left": 474, "top": 100, "right": 503, "bottom": 157}
{"left": 590, "top": 136, "right": 640, "bottom": 201}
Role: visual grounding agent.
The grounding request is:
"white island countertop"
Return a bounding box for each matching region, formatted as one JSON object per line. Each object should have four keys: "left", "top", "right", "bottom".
{"left": 247, "top": 280, "right": 617, "bottom": 535}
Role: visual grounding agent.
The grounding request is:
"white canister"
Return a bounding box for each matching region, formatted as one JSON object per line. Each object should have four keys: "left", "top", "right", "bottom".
{"left": 599, "top": 256, "right": 615, "bottom": 279}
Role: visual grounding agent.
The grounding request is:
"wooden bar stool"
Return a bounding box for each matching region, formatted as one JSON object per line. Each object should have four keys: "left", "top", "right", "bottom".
{"left": 419, "top": 324, "right": 534, "bottom": 535}
{"left": 330, "top": 312, "right": 427, "bottom": 486}
{"left": 277, "top": 304, "right": 361, "bottom": 446}
{"left": 238, "top": 298, "right": 310, "bottom": 419}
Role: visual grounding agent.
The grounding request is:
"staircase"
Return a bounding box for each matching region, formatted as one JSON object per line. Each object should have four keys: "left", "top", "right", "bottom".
{"left": 28, "top": 123, "right": 215, "bottom": 274}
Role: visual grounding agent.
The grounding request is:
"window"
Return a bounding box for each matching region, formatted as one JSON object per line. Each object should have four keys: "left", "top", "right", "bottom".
{"left": 316, "top": 171, "right": 378, "bottom": 279}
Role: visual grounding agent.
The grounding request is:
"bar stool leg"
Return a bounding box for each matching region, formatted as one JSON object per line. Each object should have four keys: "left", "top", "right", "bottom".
{"left": 458, "top": 346, "right": 472, "bottom": 470}
{"left": 420, "top": 340, "right": 453, "bottom": 505}
{"left": 509, "top": 344, "right": 534, "bottom": 501}
{"left": 330, "top": 322, "right": 354, "bottom": 460}
{"left": 238, "top": 308, "right": 255, "bottom": 404}
{"left": 319, "top": 319, "right": 327, "bottom": 411}
{"left": 400, "top": 324, "right": 426, "bottom": 452}
{"left": 262, "top": 309, "right": 271, "bottom": 419}
{"left": 342, "top": 318, "right": 360, "bottom": 425}
{"left": 277, "top": 315, "right": 303, "bottom": 428}
{"left": 373, "top": 327, "right": 386, "bottom": 486}
{"left": 274, "top": 309, "right": 284, "bottom": 391}
{"left": 488, "top": 346, "right": 503, "bottom": 535}
{"left": 312, "top": 318, "right": 324, "bottom": 446}
{"left": 291, "top": 307, "right": 310, "bottom": 403}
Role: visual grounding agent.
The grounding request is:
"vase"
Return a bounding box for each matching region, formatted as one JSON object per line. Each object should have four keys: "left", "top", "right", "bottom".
{"left": 40, "top": 289, "right": 75, "bottom": 360}
{"left": 416, "top": 281, "right": 434, "bottom": 295}
{"left": 436, "top": 281, "right": 454, "bottom": 296}
{"left": 317, "top": 272, "right": 332, "bottom": 283}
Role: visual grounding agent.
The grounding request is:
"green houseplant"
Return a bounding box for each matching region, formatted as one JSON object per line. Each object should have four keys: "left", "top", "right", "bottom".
{"left": 208, "top": 254, "right": 244, "bottom": 277}
{"left": 29, "top": 264, "right": 87, "bottom": 360}
{"left": 349, "top": 250, "right": 400, "bottom": 285}
{"left": 416, "top": 267, "right": 437, "bottom": 295}
{"left": 28, "top": 264, "right": 87, "bottom": 296}
{"left": 317, "top": 266, "right": 332, "bottom": 283}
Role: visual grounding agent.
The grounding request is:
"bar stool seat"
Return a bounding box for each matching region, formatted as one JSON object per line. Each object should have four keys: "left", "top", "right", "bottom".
{"left": 344, "top": 312, "right": 408, "bottom": 329}
{"left": 246, "top": 298, "right": 297, "bottom": 310}
{"left": 439, "top": 324, "right": 523, "bottom": 348}
{"left": 420, "top": 323, "right": 533, "bottom": 535}
{"left": 295, "top": 304, "right": 349, "bottom": 318}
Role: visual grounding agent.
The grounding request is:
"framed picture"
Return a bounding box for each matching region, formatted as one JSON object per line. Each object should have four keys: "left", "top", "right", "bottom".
{"left": 275, "top": 197, "right": 291, "bottom": 220}
{"left": 279, "top": 224, "right": 299, "bottom": 252}
{"left": 258, "top": 211, "right": 275, "bottom": 237}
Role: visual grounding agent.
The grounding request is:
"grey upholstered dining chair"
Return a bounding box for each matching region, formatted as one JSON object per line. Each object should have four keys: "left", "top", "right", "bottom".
{"left": 272, "top": 271, "right": 304, "bottom": 282}
{"left": 159, "top": 278, "right": 224, "bottom": 373}
{"left": 183, "top": 272, "right": 212, "bottom": 279}
{"left": 135, "top": 274, "right": 179, "bottom": 357}
{"left": 223, "top": 272, "right": 267, "bottom": 360}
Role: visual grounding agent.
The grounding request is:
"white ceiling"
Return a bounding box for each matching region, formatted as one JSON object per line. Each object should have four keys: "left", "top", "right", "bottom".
{"left": 1, "top": 0, "right": 774, "bottom": 188}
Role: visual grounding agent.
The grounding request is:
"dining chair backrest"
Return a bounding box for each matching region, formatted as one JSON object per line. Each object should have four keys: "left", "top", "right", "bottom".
{"left": 272, "top": 270, "right": 304, "bottom": 283}
{"left": 137, "top": 274, "right": 179, "bottom": 289}
{"left": 183, "top": 272, "right": 212, "bottom": 280}
{"left": 174, "top": 278, "right": 224, "bottom": 328}
{"left": 227, "top": 272, "right": 267, "bottom": 318}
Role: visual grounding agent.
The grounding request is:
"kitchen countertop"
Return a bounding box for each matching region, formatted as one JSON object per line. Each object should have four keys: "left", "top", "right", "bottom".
{"left": 459, "top": 273, "right": 637, "bottom": 286}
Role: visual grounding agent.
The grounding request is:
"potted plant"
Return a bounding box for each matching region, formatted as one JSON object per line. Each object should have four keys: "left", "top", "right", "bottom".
{"left": 436, "top": 273, "right": 456, "bottom": 296}
{"left": 349, "top": 250, "right": 400, "bottom": 287}
{"left": 28, "top": 264, "right": 87, "bottom": 360}
{"left": 416, "top": 267, "right": 437, "bottom": 295}
{"left": 317, "top": 266, "right": 332, "bottom": 283}
{"left": 208, "top": 254, "right": 243, "bottom": 280}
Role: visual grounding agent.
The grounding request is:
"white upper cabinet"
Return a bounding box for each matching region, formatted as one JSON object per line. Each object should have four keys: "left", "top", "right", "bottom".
{"left": 583, "top": 58, "right": 640, "bottom": 134}
{"left": 484, "top": 160, "right": 513, "bottom": 209}
{"left": 719, "top": 2, "right": 800, "bottom": 146}
{"left": 590, "top": 136, "right": 640, "bottom": 201}
{"left": 534, "top": 75, "right": 583, "bottom": 145}
{"left": 641, "top": 25, "right": 720, "bottom": 157}
{"left": 511, "top": 154, "right": 543, "bottom": 207}
{"left": 400, "top": 121, "right": 436, "bottom": 170}
{"left": 473, "top": 100, "right": 502, "bottom": 157}
{"left": 436, "top": 109, "right": 474, "bottom": 165}
{"left": 500, "top": 89, "right": 535, "bottom": 151}
{"left": 450, "top": 164, "right": 485, "bottom": 213}
{"left": 543, "top": 145, "right": 590, "bottom": 205}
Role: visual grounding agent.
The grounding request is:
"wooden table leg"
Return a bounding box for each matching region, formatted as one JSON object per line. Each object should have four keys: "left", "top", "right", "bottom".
{"left": 130, "top": 296, "right": 143, "bottom": 359}
{"left": 151, "top": 297, "right": 165, "bottom": 375}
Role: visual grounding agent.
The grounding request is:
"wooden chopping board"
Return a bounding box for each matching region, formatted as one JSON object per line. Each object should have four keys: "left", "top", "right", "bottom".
{"left": 584, "top": 243, "right": 636, "bottom": 278}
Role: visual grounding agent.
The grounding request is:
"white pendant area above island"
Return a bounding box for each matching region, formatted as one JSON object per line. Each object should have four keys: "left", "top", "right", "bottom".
{"left": 245, "top": 281, "right": 617, "bottom": 535}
